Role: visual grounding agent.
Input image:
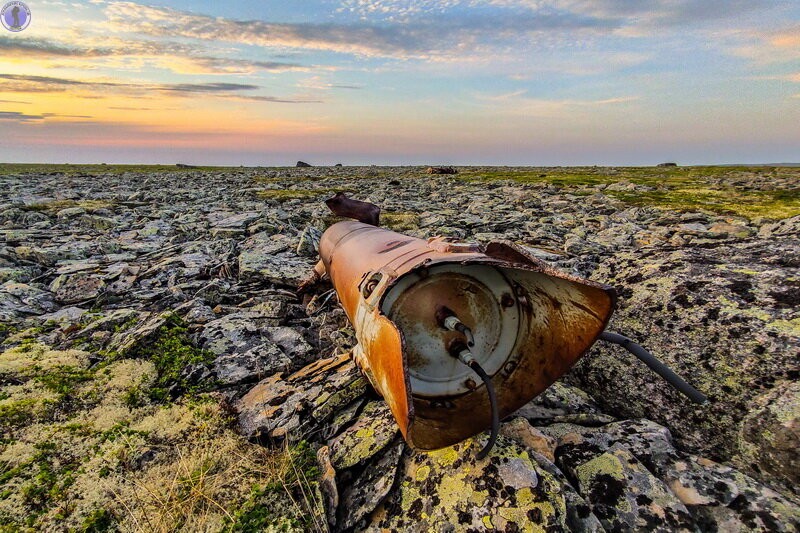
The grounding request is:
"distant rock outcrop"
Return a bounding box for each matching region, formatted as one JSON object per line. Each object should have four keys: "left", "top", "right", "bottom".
{"left": 426, "top": 166, "right": 457, "bottom": 174}
{"left": 658, "top": 162, "right": 678, "bottom": 167}
{"left": 296, "top": 160, "right": 312, "bottom": 167}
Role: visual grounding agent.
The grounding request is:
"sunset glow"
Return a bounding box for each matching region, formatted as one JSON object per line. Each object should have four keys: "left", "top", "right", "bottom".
{"left": 1, "top": 0, "right": 798, "bottom": 165}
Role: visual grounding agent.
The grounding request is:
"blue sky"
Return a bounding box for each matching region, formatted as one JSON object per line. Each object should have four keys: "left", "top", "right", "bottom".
{"left": 0, "top": 0, "right": 798, "bottom": 165}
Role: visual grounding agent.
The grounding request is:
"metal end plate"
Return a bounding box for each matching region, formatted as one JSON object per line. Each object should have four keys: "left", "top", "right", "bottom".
{"left": 381, "top": 263, "right": 521, "bottom": 398}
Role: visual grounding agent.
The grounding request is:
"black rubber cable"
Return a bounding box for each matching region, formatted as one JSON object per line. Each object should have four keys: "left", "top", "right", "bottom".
{"left": 599, "top": 331, "right": 708, "bottom": 404}
{"left": 469, "top": 360, "right": 500, "bottom": 460}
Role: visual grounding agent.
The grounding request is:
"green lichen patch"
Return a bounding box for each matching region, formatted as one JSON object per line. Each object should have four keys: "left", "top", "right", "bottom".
{"left": 225, "top": 441, "right": 323, "bottom": 532}
{"left": 368, "top": 436, "right": 580, "bottom": 532}
{"left": 572, "top": 447, "right": 694, "bottom": 531}
{"left": 0, "top": 341, "right": 319, "bottom": 532}
{"left": 0, "top": 323, "right": 18, "bottom": 344}
{"left": 328, "top": 401, "right": 398, "bottom": 470}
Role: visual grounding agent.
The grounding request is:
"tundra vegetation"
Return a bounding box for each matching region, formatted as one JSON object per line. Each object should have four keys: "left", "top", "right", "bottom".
{"left": 0, "top": 321, "right": 322, "bottom": 532}
{"left": 0, "top": 163, "right": 797, "bottom": 531}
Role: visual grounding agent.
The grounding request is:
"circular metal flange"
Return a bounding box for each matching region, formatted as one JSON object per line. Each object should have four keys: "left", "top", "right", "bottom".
{"left": 381, "top": 263, "right": 520, "bottom": 398}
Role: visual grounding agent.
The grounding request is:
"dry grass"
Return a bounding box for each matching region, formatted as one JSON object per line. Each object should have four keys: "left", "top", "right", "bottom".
{"left": 110, "top": 436, "right": 320, "bottom": 532}
{"left": 0, "top": 343, "right": 323, "bottom": 532}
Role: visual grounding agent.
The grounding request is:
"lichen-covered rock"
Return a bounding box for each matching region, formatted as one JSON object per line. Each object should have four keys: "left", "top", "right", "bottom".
{"left": 201, "top": 313, "right": 313, "bottom": 384}
{"left": 549, "top": 418, "right": 800, "bottom": 531}
{"left": 328, "top": 401, "right": 398, "bottom": 470}
{"left": 201, "top": 312, "right": 275, "bottom": 355}
{"left": 365, "top": 436, "right": 593, "bottom": 532}
{"left": 738, "top": 380, "right": 799, "bottom": 496}
{"left": 235, "top": 354, "right": 367, "bottom": 442}
{"left": 570, "top": 446, "right": 694, "bottom": 531}
{"left": 569, "top": 241, "right": 800, "bottom": 495}
{"left": 514, "top": 381, "right": 608, "bottom": 425}
{"left": 238, "top": 232, "right": 315, "bottom": 286}
{"left": 213, "top": 211, "right": 261, "bottom": 229}
{"left": 664, "top": 455, "right": 800, "bottom": 532}
{"left": 106, "top": 311, "right": 170, "bottom": 355}
{"left": 0, "top": 281, "right": 57, "bottom": 320}
{"left": 213, "top": 343, "right": 290, "bottom": 387}
{"left": 265, "top": 326, "right": 313, "bottom": 363}
{"left": 500, "top": 417, "right": 558, "bottom": 462}
{"left": 335, "top": 440, "right": 404, "bottom": 532}
{"left": 49, "top": 272, "right": 106, "bottom": 304}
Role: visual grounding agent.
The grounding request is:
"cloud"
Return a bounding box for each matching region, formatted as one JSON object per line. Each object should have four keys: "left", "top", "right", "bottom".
{"left": 341, "top": 0, "right": 777, "bottom": 31}
{"left": 297, "top": 76, "right": 364, "bottom": 90}
{"left": 0, "top": 35, "right": 306, "bottom": 75}
{"left": 0, "top": 110, "right": 93, "bottom": 122}
{"left": 488, "top": 0, "right": 779, "bottom": 29}
{"left": 237, "top": 95, "right": 324, "bottom": 104}
{"left": 107, "top": 105, "right": 160, "bottom": 110}
{"left": 0, "top": 111, "right": 44, "bottom": 122}
{"left": 339, "top": 0, "right": 465, "bottom": 22}
{"left": 730, "top": 25, "right": 800, "bottom": 64}
{"left": 158, "top": 82, "right": 260, "bottom": 94}
{"left": 0, "top": 73, "right": 113, "bottom": 93}
{"left": 182, "top": 57, "right": 305, "bottom": 74}
{"left": 0, "top": 74, "right": 321, "bottom": 104}
{"left": 474, "top": 90, "right": 640, "bottom": 116}
{"left": 103, "top": 1, "right": 619, "bottom": 60}
{"left": 0, "top": 35, "right": 113, "bottom": 57}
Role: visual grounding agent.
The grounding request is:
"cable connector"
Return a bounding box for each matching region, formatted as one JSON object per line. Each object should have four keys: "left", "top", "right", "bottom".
{"left": 438, "top": 306, "right": 475, "bottom": 347}
{"left": 455, "top": 347, "right": 476, "bottom": 367}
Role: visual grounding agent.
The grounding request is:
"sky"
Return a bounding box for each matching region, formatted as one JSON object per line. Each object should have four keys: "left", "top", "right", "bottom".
{"left": 0, "top": 0, "right": 798, "bottom": 166}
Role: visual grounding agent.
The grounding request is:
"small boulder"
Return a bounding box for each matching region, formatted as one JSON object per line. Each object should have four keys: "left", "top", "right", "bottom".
{"left": 296, "top": 161, "right": 312, "bottom": 168}
{"left": 426, "top": 166, "right": 457, "bottom": 175}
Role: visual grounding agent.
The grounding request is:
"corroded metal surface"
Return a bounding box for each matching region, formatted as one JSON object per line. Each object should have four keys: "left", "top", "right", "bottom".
{"left": 318, "top": 220, "right": 616, "bottom": 450}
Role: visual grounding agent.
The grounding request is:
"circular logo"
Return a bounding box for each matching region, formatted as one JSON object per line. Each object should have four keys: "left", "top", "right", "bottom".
{"left": 2, "top": 1, "right": 30, "bottom": 32}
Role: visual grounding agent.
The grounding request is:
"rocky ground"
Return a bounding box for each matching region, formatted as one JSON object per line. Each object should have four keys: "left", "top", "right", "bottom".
{"left": 0, "top": 164, "right": 798, "bottom": 531}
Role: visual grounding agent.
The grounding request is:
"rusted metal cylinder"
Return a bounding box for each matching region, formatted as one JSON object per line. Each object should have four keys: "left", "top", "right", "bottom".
{"left": 319, "top": 220, "right": 616, "bottom": 451}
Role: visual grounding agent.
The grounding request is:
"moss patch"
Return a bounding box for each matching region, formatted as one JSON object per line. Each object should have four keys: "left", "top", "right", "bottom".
{"left": 125, "top": 314, "right": 215, "bottom": 402}
{"left": 25, "top": 199, "right": 115, "bottom": 214}
{"left": 458, "top": 166, "right": 800, "bottom": 220}
{"left": 0, "top": 342, "right": 320, "bottom": 531}
{"left": 0, "top": 315, "right": 322, "bottom": 532}
{"left": 382, "top": 212, "right": 420, "bottom": 231}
